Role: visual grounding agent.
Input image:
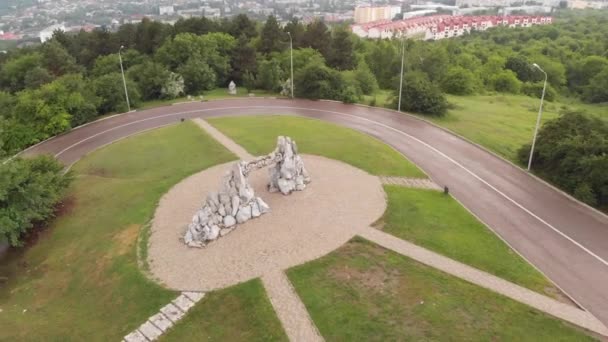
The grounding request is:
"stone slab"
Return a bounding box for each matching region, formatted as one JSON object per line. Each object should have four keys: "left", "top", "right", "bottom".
{"left": 160, "top": 303, "right": 185, "bottom": 323}
{"left": 183, "top": 291, "right": 206, "bottom": 302}
{"left": 124, "top": 330, "right": 148, "bottom": 342}
{"left": 172, "top": 294, "right": 195, "bottom": 312}
{"left": 139, "top": 321, "right": 162, "bottom": 341}
{"left": 149, "top": 312, "right": 173, "bottom": 332}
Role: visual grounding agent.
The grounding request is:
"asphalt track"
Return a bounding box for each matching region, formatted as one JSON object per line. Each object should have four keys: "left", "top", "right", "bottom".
{"left": 22, "top": 98, "right": 608, "bottom": 326}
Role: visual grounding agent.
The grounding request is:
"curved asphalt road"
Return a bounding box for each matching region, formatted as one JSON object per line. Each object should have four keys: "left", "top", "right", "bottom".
{"left": 22, "top": 98, "right": 608, "bottom": 326}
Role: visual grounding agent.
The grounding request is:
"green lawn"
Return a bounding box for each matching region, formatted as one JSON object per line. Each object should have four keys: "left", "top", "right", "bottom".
{"left": 0, "top": 122, "right": 236, "bottom": 340}
{"left": 377, "top": 186, "right": 560, "bottom": 298}
{"left": 360, "top": 90, "right": 607, "bottom": 162}
{"left": 288, "top": 237, "right": 593, "bottom": 341}
{"left": 208, "top": 115, "right": 426, "bottom": 177}
{"left": 139, "top": 87, "right": 281, "bottom": 110}
{"left": 160, "top": 279, "right": 287, "bottom": 342}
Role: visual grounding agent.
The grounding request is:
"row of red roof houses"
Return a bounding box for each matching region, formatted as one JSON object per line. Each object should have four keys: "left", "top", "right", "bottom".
{"left": 351, "top": 15, "right": 553, "bottom": 40}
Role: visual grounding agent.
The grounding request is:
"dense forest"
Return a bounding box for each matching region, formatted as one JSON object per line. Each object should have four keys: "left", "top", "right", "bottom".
{"left": 0, "top": 10, "right": 607, "bottom": 244}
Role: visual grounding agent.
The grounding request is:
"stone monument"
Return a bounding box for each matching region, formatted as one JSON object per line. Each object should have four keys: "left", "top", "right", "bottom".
{"left": 228, "top": 81, "right": 237, "bottom": 95}
{"left": 183, "top": 136, "right": 311, "bottom": 247}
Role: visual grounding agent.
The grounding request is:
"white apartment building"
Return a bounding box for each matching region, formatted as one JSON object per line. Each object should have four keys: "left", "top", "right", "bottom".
{"left": 354, "top": 5, "right": 402, "bottom": 24}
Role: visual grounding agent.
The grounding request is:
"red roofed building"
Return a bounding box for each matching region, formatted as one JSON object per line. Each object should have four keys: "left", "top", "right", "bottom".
{"left": 351, "top": 15, "right": 553, "bottom": 40}
{"left": 0, "top": 32, "right": 21, "bottom": 40}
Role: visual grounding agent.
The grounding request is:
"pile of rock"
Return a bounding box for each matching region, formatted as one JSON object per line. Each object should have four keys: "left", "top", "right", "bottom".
{"left": 268, "top": 136, "right": 311, "bottom": 195}
{"left": 183, "top": 136, "right": 310, "bottom": 247}
{"left": 184, "top": 161, "right": 270, "bottom": 248}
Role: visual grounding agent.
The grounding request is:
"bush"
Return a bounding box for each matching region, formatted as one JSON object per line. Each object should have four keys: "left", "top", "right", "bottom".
{"left": 392, "top": 71, "right": 448, "bottom": 116}
{"left": 522, "top": 82, "right": 556, "bottom": 102}
{"left": 441, "top": 66, "right": 477, "bottom": 95}
{"left": 491, "top": 70, "right": 522, "bottom": 94}
{"left": 517, "top": 111, "right": 608, "bottom": 207}
{"left": 177, "top": 58, "right": 216, "bottom": 94}
{"left": 294, "top": 62, "right": 343, "bottom": 101}
{"left": 94, "top": 73, "right": 141, "bottom": 113}
{"left": 0, "top": 156, "right": 73, "bottom": 246}
{"left": 353, "top": 60, "right": 378, "bottom": 95}
{"left": 127, "top": 61, "right": 173, "bottom": 100}
{"left": 257, "top": 59, "right": 284, "bottom": 92}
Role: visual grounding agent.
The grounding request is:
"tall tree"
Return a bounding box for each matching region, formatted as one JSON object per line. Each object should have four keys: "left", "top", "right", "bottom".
{"left": 260, "top": 15, "right": 285, "bottom": 55}
{"left": 174, "top": 17, "right": 218, "bottom": 35}
{"left": 283, "top": 18, "right": 305, "bottom": 48}
{"left": 229, "top": 14, "right": 258, "bottom": 39}
{"left": 230, "top": 35, "right": 258, "bottom": 82}
{"left": 41, "top": 40, "right": 82, "bottom": 76}
{"left": 328, "top": 27, "right": 355, "bottom": 70}
{"left": 302, "top": 20, "right": 331, "bottom": 60}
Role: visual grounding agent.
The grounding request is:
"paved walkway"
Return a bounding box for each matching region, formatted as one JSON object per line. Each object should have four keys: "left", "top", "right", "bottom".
{"left": 193, "top": 118, "right": 254, "bottom": 160}
{"left": 359, "top": 227, "right": 608, "bottom": 337}
{"left": 262, "top": 271, "right": 324, "bottom": 342}
{"left": 124, "top": 292, "right": 205, "bottom": 342}
{"left": 379, "top": 176, "right": 442, "bottom": 191}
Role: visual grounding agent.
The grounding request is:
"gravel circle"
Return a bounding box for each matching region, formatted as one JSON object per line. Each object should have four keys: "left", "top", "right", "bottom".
{"left": 148, "top": 154, "right": 386, "bottom": 291}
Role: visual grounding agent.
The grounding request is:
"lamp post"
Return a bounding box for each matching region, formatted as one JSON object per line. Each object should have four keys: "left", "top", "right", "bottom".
{"left": 118, "top": 45, "right": 131, "bottom": 112}
{"left": 527, "top": 63, "right": 548, "bottom": 171}
{"left": 287, "top": 32, "right": 294, "bottom": 99}
{"left": 397, "top": 36, "right": 405, "bottom": 112}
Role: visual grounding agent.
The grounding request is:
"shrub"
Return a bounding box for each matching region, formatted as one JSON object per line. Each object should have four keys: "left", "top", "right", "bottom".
{"left": 441, "top": 66, "right": 477, "bottom": 95}
{"left": 392, "top": 71, "right": 448, "bottom": 116}
{"left": 294, "top": 62, "right": 343, "bottom": 100}
{"left": 517, "top": 111, "right": 608, "bottom": 207}
{"left": 0, "top": 156, "right": 73, "bottom": 246}
{"left": 522, "top": 82, "right": 556, "bottom": 102}
{"left": 177, "top": 58, "right": 216, "bottom": 94}
{"left": 491, "top": 70, "right": 522, "bottom": 94}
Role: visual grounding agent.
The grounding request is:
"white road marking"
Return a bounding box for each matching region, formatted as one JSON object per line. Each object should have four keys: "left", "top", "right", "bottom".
{"left": 54, "top": 104, "right": 608, "bottom": 268}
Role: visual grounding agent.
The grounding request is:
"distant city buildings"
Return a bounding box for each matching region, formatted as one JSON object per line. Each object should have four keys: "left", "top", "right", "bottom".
{"left": 568, "top": 0, "right": 608, "bottom": 8}
{"left": 354, "top": 5, "right": 402, "bottom": 24}
{"left": 39, "top": 23, "right": 65, "bottom": 43}
{"left": 159, "top": 6, "right": 175, "bottom": 16}
{"left": 351, "top": 15, "right": 553, "bottom": 40}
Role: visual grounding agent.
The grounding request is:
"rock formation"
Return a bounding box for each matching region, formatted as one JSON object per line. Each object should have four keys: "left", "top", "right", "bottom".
{"left": 268, "top": 136, "right": 311, "bottom": 195}
{"left": 183, "top": 136, "right": 310, "bottom": 247}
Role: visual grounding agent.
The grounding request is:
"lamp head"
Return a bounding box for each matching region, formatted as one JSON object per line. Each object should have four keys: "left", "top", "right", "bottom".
{"left": 532, "top": 63, "right": 540, "bottom": 69}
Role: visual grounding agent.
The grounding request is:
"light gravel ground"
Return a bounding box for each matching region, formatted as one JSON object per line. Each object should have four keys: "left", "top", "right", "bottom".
{"left": 148, "top": 154, "right": 386, "bottom": 291}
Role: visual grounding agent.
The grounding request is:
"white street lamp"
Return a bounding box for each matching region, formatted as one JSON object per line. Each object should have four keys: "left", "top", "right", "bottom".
{"left": 527, "top": 63, "right": 548, "bottom": 171}
{"left": 397, "top": 36, "right": 405, "bottom": 112}
{"left": 287, "top": 32, "right": 294, "bottom": 99}
{"left": 118, "top": 45, "right": 131, "bottom": 112}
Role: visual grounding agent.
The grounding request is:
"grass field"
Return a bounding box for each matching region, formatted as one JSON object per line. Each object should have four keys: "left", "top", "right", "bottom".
{"left": 377, "top": 186, "right": 560, "bottom": 298}
{"left": 139, "top": 87, "right": 281, "bottom": 110}
{"left": 160, "top": 279, "right": 287, "bottom": 342}
{"left": 360, "top": 90, "right": 607, "bottom": 162}
{"left": 0, "top": 122, "right": 236, "bottom": 340}
{"left": 208, "top": 115, "right": 426, "bottom": 177}
{"left": 288, "top": 238, "right": 593, "bottom": 341}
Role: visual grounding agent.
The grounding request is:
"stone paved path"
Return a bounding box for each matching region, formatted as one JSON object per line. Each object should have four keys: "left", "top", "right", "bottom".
{"left": 379, "top": 176, "right": 442, "bottom": 191}
{"left": 262, "top": 270, "right": 324, "bottom": 342}
{"left": 193, "top": 118, "right": 254, "bottom": 160}
{"left": 123, "top": 292, "right": 205, "bottom": 342}
{"left": 358, "top": 227, "right": 608, "bottom": 337}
